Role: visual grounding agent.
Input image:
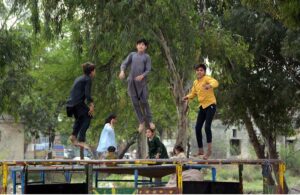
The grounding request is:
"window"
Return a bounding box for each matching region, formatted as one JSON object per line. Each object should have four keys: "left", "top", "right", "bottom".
{"left": 230, "top": 139, "right": 241, "bottom": 156}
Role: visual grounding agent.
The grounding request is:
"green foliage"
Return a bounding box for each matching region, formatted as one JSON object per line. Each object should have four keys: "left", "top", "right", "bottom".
{"left": 0, "top": 29, "right": 33, "bottom": 118}
{"left": 2, "top": 0, "right": 298, "bottom": 162}
{"left": 220, "top": 4, "right": 298, "bottom": 137}
{"left": 242, "top": 0, "right": 300, "bottom": 29}
{"left": 281, "top": 29, "right": 300, "bottom": 61}
{"left": 280, "top": 146, "right": 300, "bottom": 176}
{"left": 15, "top": 0, "right": 201, "bottom": 146}
{"left": 199, "top": 12, "right": 254, "bottom": 84}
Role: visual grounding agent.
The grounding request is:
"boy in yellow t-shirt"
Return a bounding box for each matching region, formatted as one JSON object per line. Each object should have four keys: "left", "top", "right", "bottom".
{"left": 183, "top": 64, "right": 219, "bottom": 160}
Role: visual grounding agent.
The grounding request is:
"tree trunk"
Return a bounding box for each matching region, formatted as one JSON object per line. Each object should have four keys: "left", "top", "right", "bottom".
{"left": 137, "top": 132, "right": 147, "bottom": 158}
{"left": 187, "top": 137, "right": 191, "bottom": 158}
{"left": 242, "top": 112, "right": 265, "bottom": 158}
{"left": 118, "top": 132, "right": 139, "bottom": 159}
{"left": 47, "top": 128, "right": 55, "bottom": 159}
{"left": 156, "top": 28, "right": 189, "bottom": 150}
{"left": 247, "top": 112, "right": 289, "bottom": 193}
{"left": 33, "top": 137, "right": 36, "bottom": 159}
{"left": 268, "top": 135, "right": 289, "bottom": 193}
{"left": 243, "top": 112, "right": 277, "bottom": 187}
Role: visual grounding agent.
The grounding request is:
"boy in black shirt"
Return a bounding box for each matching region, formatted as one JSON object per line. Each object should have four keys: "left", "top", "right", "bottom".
{"left": 66, "top": 62, "right": 96, "bottom": 149}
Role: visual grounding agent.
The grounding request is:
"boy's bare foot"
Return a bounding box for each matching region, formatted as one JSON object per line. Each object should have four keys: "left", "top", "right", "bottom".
{"left": 69, "top": 135, "right": 78, "bottom": 145}
{"left": 76, "top": 142, "right": 91, "bottom": 150}
{"left": 149, "top": 122, "right": 155, "bottom": 129}
{"left": 198, "top": 148, "right": 204, "bottom": 155}
{"left": 203, "top": 150, "right": 211, "bottom": 160}
{"left": 192, "top": 149, "right": 204, "bottom": 157}
{"left": 203, "top": 143, "right": 212, "bottom": 160}
{"left": 138, "top": 123, "right": 145, "bottom": 133}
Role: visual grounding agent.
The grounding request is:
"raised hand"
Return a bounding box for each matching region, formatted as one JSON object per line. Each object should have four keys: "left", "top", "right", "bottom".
{"left": 119, "top": 71, "right": 125, "bottom": 80}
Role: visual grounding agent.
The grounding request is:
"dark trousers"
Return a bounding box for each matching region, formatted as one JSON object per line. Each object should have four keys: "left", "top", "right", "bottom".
{"left": 195, "top": 104, "right": 216, "bottom": 148}
{"left": 130, "top": 95, "right": 152, "bottom": 124}
{"left": 70, "top": 103, "right": 91, "bottom": 142}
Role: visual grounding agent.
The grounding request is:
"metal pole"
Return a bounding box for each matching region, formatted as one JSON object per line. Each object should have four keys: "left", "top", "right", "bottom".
{"left": 95, "top": 171, "right": 98, "bottom": 188}
{"left": 21, "top": 169, "right": 25, "bottom": 194}
{"left": 211, "top": 167, "right": 217, "bottom": 181}
{"left": 80, "top": 147, "right": 84, "bottom": 160}
{"left": 278, "top": 163, "right": 285, "bottom": 194}
{"left": 238, "top": 164, "right": 243, "bottom": 193}
{"left": 23, "top": 165, "right": 28, "bottom": 194}
{"left": 85, "top": 164, "right": 93, "bottom": 194}
{"left": 134, "top": 169, "right": 138, "bottom": 188}
{"left": 11, "top": 169, "right": 16, "bottom": 194}
{"left": 40, "top": 170, "right": 45, "bottom": 184}
{"left": 176, "top": 164, "right": 183, "bottom": 193}
{"left": 64, "top": 171, "right": 71, "bottom": 183}
{"left": 2, "top": 163, "right": 8, "bottom": 194}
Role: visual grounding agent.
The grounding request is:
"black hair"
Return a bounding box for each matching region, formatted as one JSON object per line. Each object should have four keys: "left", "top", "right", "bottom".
{"left": 174, "top": 145, "right": 184, "bottom": 153}
{"left": 193, "top": 63, "right": 207, "bottom": 71}
{"left": 105, "top": 113, "right": 117, "bottom": 124}
{"left": 82, "top": 62, "right": 95, "bottom": 75}
{"left": 107, "top": 146, "right": 116, "bottom": 152}
{"left": 136, "top": 38, "right": 149, "bottom": 47}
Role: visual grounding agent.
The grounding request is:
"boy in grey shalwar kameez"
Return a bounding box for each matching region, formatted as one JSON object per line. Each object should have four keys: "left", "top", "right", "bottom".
{"left": 119, "top": 39, "right": 155, "bottom": 132}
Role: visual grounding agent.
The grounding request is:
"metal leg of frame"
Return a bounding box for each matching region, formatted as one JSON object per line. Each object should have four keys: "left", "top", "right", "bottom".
{"left": 176, "top": 164, "right": 183, "bottom": 193}
{"left": 211, "top": 167, "right": 217, "bottom": 181}
{"left": 11, "top": 170, "right": 16, "bottom": 194}
{"left": 134, "top": 169, "right": 139, "bottom": 188}
{"left": 278, "top": 163, "right": 286, "bottom": 194}
{"left": 238, "top": 164, "right": 243, "bottom": 193}
{"left": 2, "top": 163, "right": 8, "bottom": 194}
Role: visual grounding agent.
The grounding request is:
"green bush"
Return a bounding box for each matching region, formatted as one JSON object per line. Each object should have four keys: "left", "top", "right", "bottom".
{"left": 280, "top": 146, "right": 300, "bottom": 176}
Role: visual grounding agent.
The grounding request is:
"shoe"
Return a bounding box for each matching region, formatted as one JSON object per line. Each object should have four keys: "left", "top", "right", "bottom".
{"left": 138, "top": 123, "right": 145, "bottom": 133}
{"left": 69, "top": 135, "right": 78, "bottom": 145}
{"left": 149, "top": 122, "right": 155, "bottom": 129}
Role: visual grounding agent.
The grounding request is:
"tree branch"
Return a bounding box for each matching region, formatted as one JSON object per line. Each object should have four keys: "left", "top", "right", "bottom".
{"left": 0, "top": 1, "right": 18, "bottom": 31}
{"left": 243, "top": 109, "right": 265, "bottom": 158}
{"left": 8, "top": 11, "right": 30, "bottom": 30}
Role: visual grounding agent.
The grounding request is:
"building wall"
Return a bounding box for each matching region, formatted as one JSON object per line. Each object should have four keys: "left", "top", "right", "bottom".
{"left": 189, "top": 119, "right": 254, "bottom": 159}
{"left": 0, "top": 115, "right": 24, "bottom": 160}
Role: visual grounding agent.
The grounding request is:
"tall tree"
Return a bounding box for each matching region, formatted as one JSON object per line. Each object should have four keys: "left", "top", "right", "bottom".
{"left": 198, "top": 1, "right": 299, "bottom": 192}
{"left": 18, "top": 0, "right": 201, "bottom": 155}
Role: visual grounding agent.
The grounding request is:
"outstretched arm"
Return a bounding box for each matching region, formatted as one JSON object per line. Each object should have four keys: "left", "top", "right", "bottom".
{"left": 203, "top": 77, "right": 219, "bottom": 90}
{"left": 183, "top": 82, "right": 197, "bottom": 101}
{"left": 119, "top": 53, "right": 133, "bottom": 79}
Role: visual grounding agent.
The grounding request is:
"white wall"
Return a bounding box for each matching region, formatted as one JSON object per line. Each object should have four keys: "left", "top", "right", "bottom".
{"left": 189, "top": 119, "right": 253, "bottom": 159}
{"left": 0, "top": 115, "right": 24, "bottom": 160}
